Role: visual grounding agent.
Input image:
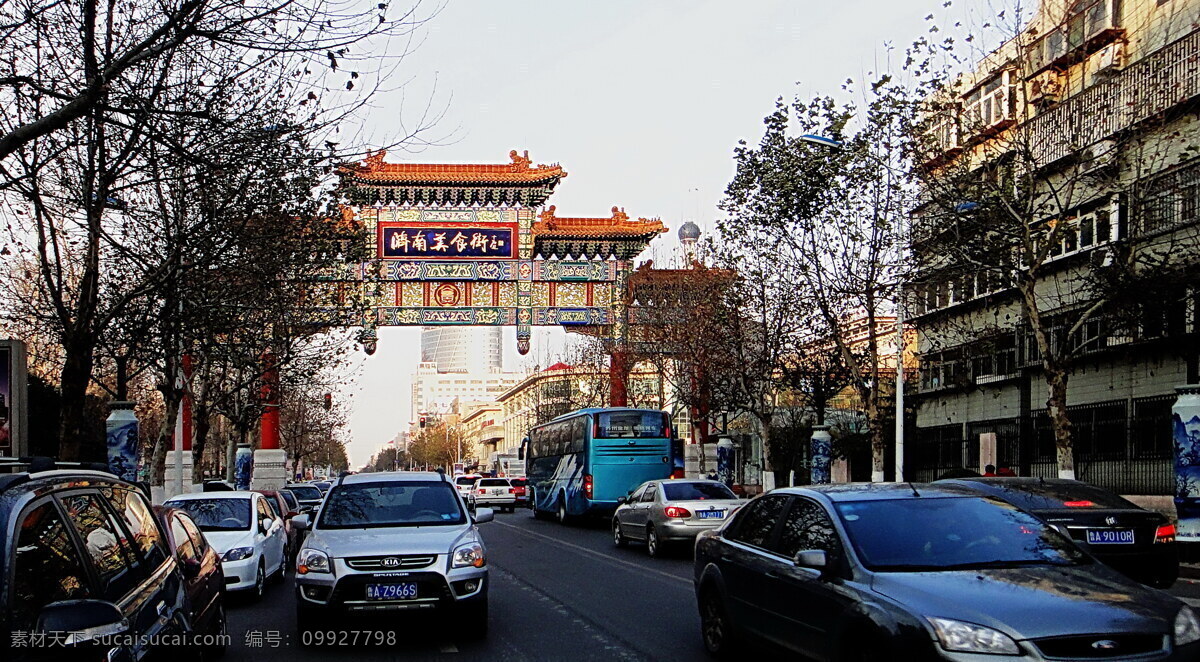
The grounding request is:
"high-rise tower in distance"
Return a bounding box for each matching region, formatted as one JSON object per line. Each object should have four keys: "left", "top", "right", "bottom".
{"left": 420, "top": 327, "right": 503, "bottom": 373}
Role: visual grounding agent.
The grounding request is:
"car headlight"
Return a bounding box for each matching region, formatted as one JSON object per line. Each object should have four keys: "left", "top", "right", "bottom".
{"left": 296, "top": 549, "right": 331, "bottom": 574}
{"left": 928, "top": 617, "right": 1020, "bottom": 655}
{"left": 1176, "top": 606, "right": 1200, "bottom": 646}
{"left": 452, "top": 542, "right": 485, "bottom": 569}
{"left": 222, "top": 546, "right": 254, "bottom": 562}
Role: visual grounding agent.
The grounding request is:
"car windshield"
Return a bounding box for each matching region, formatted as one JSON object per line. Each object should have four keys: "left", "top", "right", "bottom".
{"left": 478, "top": 479, "right": 509, "bottom": 487}
{"left": 835, "top": 496, "right": 1087, "bottom": 571}
{"left": 663, "top": 482, "right": 737, "bottom": 501}
{"left": 280, "top": 491, "right": 299, "bottom": 510}
{"left": 968, "top": 481, "right": 1138, "bottom": 511}
{"left": 166, "top": 498, "right": 252, "bottom": 531}
{"left": 288, "top": 486, "right": 322, "bottom": 501}
{"left": 317, "top": 481, "right": 466, "bottom": 529}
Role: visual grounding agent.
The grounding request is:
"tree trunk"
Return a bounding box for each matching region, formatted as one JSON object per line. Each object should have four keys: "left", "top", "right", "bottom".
{"left": 867, "top": 388, "right": 887, "bottom": 482}
{"left": 192, "top": 411, "right": 210, "bottom": 484}
{"left": 1046, "top": 366, "right": 1075, "bottom": 479}
{"left": 57, "top": 336, "right": 97, "bottom": 461}
{"left": 225, "top": 426, "right": 244, "bottom": 482}
{"left": 150, "top": 394, "right": 180, "bottom": 487}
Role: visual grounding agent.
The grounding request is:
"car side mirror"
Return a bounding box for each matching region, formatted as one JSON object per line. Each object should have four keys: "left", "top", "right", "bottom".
{"left": 181, "top": 558, "right": 202, "bottom": 579}
{"left": 474, "top": 507, "right": 495, "bottom": 524}
{"left": 793, "top": 549, "right": 828, "bottom": 572}
{"left": 292, "top": 514, "right": 310, "bottom": 531}
{"left": 616, "top": 496, "right": 627, "bottom": 505}
{"left": 36, "top": 599, "right": 129, "bottom": 644}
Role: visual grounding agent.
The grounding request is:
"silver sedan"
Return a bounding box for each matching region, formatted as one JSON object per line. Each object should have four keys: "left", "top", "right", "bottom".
{"left": 612, "top": 479, "right": 742, "bottom": 557}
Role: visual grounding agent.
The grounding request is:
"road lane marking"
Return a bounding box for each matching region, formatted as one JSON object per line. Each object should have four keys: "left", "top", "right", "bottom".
{"left": 493, "top": 520, "right": 691, "bottom": 587}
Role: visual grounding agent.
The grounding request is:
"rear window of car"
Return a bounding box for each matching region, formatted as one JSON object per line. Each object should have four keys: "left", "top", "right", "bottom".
{"left": 478, "top": 479, "right": 509, "bottom": 487}
{"left": 456, "top": 476, "right": 479, "bottom": 486}
{"left": 510, "top": 479, "right": 527, "bottom": 487}
{"left": 972, "top": 481, "right": 1138, "bottom": 510}
{"left": 663, "top": 482, "right": 737, "bottom": 501}
{"left": 288, "top": 486, "right": 322, "bottom": 501}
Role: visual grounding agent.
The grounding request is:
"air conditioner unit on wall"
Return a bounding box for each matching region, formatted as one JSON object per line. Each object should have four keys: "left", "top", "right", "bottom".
{"left": 1094, "top": 43, "right": 1125, "bottom": 77}
{"left": 1028, "top": 73, "right": 1062, "bottom": 107}
{"left": 1080, "top": 139, "right": 1117, "bottom": 175}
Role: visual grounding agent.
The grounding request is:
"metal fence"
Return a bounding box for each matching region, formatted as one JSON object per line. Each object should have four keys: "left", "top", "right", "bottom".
{"left": 908, "top": 395, "right": 1176, "bottom": 495}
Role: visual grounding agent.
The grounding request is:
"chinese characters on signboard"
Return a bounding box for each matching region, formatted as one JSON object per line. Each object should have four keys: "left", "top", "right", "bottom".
{"left": 379, "top": 224, "right": 517, "bottom": 259}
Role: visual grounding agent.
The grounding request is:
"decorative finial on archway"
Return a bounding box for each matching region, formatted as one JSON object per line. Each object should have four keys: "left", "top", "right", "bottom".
{"left": 509, "top": 149, "right": 532, "bottom": 171}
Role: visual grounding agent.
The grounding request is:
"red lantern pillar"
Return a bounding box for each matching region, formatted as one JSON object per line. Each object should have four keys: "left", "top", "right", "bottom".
{"left": 181, "top": 354, "right": 193, "bottom": 451}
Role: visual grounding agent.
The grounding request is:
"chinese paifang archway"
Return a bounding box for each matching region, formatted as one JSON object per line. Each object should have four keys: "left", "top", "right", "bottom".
{"left": 330, "top": 148, "right": 666, "bottom": 363}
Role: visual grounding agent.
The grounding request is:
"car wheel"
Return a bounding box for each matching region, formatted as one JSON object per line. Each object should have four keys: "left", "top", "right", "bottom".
{"left": 556, "top": 496, "right": 569, "bottom": 525}
{"left": 252, "top": 560, "right": 265, "bottom": 602}
{"left": 203, "top": 599, "right": 228, "bottom": 659}
{"left": 699, "top": 589, "right": 740, "bottom": 658}
{"left": 646, "top": 525, "right": 663, "bottom": 557}
{"left": 613, "top": 519, "right": 628, "bottom": 547}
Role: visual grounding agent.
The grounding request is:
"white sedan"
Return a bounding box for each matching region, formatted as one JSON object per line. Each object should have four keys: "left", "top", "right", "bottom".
{"left": 166, "top": 490, "right": 288, "bottom": 600}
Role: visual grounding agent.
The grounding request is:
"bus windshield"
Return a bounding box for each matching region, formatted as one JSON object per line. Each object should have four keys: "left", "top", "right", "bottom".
{"left": 596, "top": 411, "right": 667, "bottom": 438}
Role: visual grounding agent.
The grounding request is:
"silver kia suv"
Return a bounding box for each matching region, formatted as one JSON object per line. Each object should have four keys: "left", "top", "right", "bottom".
{"left": 292, "top": 471, "right": 493, "bottom": 639}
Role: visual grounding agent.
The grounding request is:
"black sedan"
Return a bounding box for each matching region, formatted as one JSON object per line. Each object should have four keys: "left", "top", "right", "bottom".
{"left": 936, "top": 477, "right": 1179, "bottom": 588}
{"left": 693, "top": 483, "right": 1200, "bottom": 661}
{"left": 154, "top": 505, "right": 227, "bottom": 658}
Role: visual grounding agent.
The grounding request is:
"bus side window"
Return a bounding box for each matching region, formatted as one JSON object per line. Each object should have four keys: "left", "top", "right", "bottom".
{"left": 571, "top": 418, "right": 585, "bottom": 454}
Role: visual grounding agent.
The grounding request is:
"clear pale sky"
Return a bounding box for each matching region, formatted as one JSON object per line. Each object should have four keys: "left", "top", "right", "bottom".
{"left": 340, "top": 0, "right": 987, "bottom": 468}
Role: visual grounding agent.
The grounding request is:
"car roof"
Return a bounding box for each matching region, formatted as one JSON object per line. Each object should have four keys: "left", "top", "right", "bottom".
{"left": 937, "top": 476, "right": 1084, "bottom": 488}
{"left": 338, "top": 471, "right": 450, "bottom": 486}
{"left": 165, "top": 490, "right": 259, "bottom": 501}
{"left": 776, "top": 482, "right": 981, "bottom": 502}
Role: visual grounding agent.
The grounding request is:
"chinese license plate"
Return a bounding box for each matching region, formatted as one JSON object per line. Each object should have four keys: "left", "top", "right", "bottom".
{"left": 1086, "top": 529, "right": 1134, "bottom": 544}
{"left": 365, "top": 583, "right": 419, "bottom": 600}
{"left": 492, "top": 489, "right": 503, "bottom": 495}
{"left": 698, "top": 510, "right": 726, "bottom": 520}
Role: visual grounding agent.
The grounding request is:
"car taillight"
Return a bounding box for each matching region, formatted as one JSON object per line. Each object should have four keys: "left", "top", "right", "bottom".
{"left": 664, "top": 506, "right": 692, "bottom": 518}
{"left": 1155, "top": 523, "right": 1176, "bottom": 544}
{"left": 478, "top": 489, "right": 486, "bottom": 494}
{"left": 583, "top": 474, "right": 593, "bottom": 499}
{"left": 1063, "top": 500, "right": 1095, "bottom": 507}
{"left": 508, "top": 488, "right": 515, "bottom": 494}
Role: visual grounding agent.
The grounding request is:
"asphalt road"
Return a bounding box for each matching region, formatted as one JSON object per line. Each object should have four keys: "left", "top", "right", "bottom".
{"left": 221, "top": 510, "right": 1200, "bottom": 662}
{"left": 222, "top": 510, "right": 707, "bottom": 662}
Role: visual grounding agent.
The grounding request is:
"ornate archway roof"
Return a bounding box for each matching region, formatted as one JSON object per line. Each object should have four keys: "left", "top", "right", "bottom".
{"left": 533, "top": 206, "right": 667, "bottom": 259}
{"left": 338, "top": 149, "right": 566, "bottom": 207}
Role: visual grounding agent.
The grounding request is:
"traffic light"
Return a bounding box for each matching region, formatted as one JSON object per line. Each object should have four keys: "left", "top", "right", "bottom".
{"left": 419, "top": 415, "right": 427, "bottom": 429}
{"left": 323, "top": 393, "right": 332, "bottom": 411}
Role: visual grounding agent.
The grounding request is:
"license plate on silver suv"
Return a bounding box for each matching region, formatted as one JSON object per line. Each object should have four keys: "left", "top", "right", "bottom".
{"left": 366, "top": 583, "right": 419, "bottom": 600}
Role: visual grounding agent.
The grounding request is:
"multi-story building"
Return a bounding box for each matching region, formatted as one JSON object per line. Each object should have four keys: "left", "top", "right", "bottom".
{"left": 459, "top": 403, "right": 507, "bottom": 473}
{"left": 409, "top": 362, "right": 525, "bottom": 427}
{"left": 909, "top": 0, "right": 1200, "bottom": 496}
{"left": 421, "top": 327, "right": 502, "bottom": 373}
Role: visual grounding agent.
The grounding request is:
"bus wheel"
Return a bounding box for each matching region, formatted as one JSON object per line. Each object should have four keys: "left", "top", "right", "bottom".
{"left": 556, "top": 495, "right": 570, "bottom": 525}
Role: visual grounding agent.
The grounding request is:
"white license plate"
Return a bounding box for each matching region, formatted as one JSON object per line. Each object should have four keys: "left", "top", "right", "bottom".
{"left": 492, "top": 489, "right": 503, "bottom": 495}
{"left": 698, "top": 510, "right": 726, "bottom": 520}
{"left": 365, "top": 583, "right": 419, "bottom": 600}
{"left": 1086, "top": 529, "right": 1134, "bottom": 544}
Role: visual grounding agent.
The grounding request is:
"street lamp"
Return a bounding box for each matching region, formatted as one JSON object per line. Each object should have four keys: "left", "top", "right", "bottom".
{"left": 801, "top": 133, "right": 907, "bottom": 482}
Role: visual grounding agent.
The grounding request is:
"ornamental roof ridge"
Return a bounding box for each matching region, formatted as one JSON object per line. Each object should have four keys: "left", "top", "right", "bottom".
{"left": 339, "top": 149, "right": 567, "bottom": 185}
{"left": 534, "top": 205, "right": 668, "bottom": 238}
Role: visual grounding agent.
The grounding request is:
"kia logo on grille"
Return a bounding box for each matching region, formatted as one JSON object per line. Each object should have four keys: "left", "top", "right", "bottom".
{"left": 381, "top": 557, "right": 401, "bottom": 567}
{"left": 1091, "top": 640, "right": 1119, "bottom": 651}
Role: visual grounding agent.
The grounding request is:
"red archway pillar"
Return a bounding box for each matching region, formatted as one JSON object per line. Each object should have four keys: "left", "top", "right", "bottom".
{"left": 259, "top": 355, "right": 280, "bottom": 450}
{"left": 609, "top": 349, "right": 629, "bottom": 407}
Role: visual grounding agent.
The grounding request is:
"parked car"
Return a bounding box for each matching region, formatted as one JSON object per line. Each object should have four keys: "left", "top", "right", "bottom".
{"left": 510, "top": 477, "right": 528, "bottom": 507}
{"left": 693, "top": 483, "right": 1200, "bottom": 660}
{"left": 311, "top": 480, "right": 332, "bottom": 494}
{"left": 165, "top": 491, "right": 288, "bottom": 601}
{"left": 454, "top": 473, "right": 483, "bottom": 500}
{"left": 614, "top": 479, "right": 741, "bottom": 557}
{"left": 935, "top": 477, "right": 1180, "bottom": 588}
{"left": 292, "top": 472, "right": 493, "bottom": 639}
{"left": 286, "top": 483, "right": 325, "bottom": 514}
{"left": 255, "top": 489, "right": 300, "bottom": 566}
{"left": 0, "top": 459, "right": 192, "bottom": 662}
{"left": 153, "top": 505, "right": 227, "bottom": 658}
{"left": 279, "top": 489, "right": 302, "bottom": 519}
{"left": 470, "top": 477, "right": 517, "bottom": 513}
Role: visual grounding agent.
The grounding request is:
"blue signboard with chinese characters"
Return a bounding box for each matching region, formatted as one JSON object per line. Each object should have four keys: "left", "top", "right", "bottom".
{"left": 378, "top": 222, "right": 518, "bottom": 259}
